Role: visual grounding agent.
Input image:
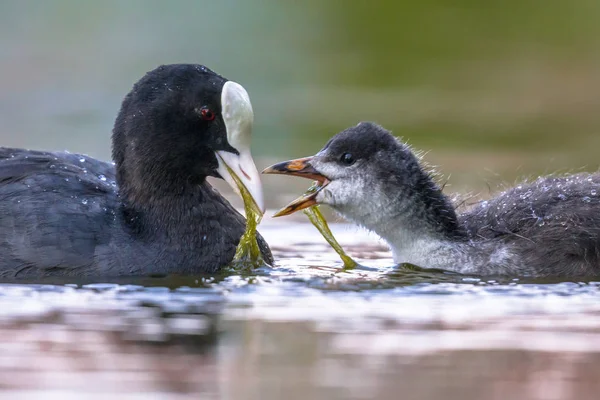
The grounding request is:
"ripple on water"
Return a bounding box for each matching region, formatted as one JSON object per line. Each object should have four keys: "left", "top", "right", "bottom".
{"left": 0, "top": 220, "right": 596, "bottom": 350}
{"left": 0, "top": 220, "right": 597, "bottom": 397}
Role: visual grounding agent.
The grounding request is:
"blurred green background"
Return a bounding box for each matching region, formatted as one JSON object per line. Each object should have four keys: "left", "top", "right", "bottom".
{"left": 1, "top": 0, "right": 600, "bottom": 208}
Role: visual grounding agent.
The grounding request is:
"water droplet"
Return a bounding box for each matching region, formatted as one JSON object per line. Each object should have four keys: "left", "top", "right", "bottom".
{"left": 81, "top": 199, "right": 88, "bottom": 205}
{"left": 558, "top": 194, "right": 567, "bottom": 200}
{"left": 98, "top": 175, "right": 107, "bottom": 181}
{"left": 64, "top": 178, "right": 69, "bottom": 182}
{"left": 592, "top": 190, "right": 597, "bottom": 196}
{"left": 202, "top": 235, "right": 207, "bottom": 241}
{"left": 519, "top": 190, "right": 532, "bottom": 200}
{"left": 583, "top": 196, "right": 591, "bottom": 203}
{"left": 49, "top": 165, "right": 56, "bottom": 169}
{"left": 79, "top": 157, "right": 85, "bottom": 162}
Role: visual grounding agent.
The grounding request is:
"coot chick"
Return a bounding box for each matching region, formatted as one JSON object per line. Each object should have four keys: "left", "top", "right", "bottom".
{"left": 264, "top": 122, "right": 600, "bottom": 277}
{"left": 0, "top": 64, "right": 272, "bottom": 279}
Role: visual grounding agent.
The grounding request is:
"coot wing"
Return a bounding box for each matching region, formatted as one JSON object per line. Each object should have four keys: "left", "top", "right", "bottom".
{"left": 0, "top": 148, "right": 118, "bottom": 277}
{"left": 460, "top": 174, "right": 600, "bottom": 275}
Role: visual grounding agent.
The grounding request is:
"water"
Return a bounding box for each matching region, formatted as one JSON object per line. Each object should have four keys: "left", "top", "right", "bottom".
{"left": 0, "top": 217, "right": 597, "bottom": 399}
{"left": 2, "top": 1, "right": 600, "bottom": 398}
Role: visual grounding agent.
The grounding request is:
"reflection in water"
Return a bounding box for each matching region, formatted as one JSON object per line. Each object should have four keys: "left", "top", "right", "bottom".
{"left": 1, "top": 279, "right": 600, "bottom": 399}
{"left": 0, "top": 220, "right": 597, "bottom": 398}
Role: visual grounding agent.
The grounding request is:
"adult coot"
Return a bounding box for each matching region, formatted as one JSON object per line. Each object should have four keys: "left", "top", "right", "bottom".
{"left": 0, "top": 64, "right": 272, "bottom": 279}
{"left": 264, "top": 122, "right": 600, "bottom": 277}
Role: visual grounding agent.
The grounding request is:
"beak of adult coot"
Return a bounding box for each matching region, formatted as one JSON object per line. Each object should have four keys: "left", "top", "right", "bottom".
{"left": 216, "top": 81, "right": 265, "bottom": 214}
{"left": 262, "top": 156, "right": 330, "bottom": 217}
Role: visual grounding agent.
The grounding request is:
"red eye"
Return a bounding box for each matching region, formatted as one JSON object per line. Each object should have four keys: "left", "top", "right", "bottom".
{"left": 200, "top": 107, "right": 215, "bottom": 121}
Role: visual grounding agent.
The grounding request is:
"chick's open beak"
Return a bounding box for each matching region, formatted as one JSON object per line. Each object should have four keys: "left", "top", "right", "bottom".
{"left": 262, "top": 157, "right": 330, "bottom": 217}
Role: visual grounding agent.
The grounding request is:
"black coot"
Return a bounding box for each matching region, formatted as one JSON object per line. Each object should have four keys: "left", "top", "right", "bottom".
{"left": 0, "top": 64, "right": 272, "bottom": 279}
{"left": 264, "top": 121, "right": 600, "bottom": 277}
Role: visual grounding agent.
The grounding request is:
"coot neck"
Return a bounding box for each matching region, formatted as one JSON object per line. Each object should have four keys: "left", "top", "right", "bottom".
{"left": 117, "top": 175, "right": 225, "bottom": 243}
{"left": 368, "top": 162, "right": 464, "bottom": 235}
{"left": 355, "top": 165, "right": 471, "bottom": 269}
{"left": 116, "top": 161, "right": 206, "bottom": 207}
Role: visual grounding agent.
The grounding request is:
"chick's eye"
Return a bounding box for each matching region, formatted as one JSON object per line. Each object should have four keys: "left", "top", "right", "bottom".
{"left": 340, "top": 152, "right": 355, "bottom": 165}
{"left": 200, "top": 107, "right": 215, "bottom": 121}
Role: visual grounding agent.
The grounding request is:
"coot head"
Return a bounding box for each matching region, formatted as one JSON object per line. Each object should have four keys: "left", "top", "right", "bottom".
{"left": 113, "top": 64, "right": 264, "bottom": 211}
{"left": 264, "top": 122, "right": 461, "bottom": 236}
{"left": 264, "top": 123, "right": 416, "bottom": 209}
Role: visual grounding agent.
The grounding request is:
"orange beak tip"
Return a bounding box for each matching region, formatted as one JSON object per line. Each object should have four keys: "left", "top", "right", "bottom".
{"left": 272, "top": 208, "right": 290, "bottom": 218}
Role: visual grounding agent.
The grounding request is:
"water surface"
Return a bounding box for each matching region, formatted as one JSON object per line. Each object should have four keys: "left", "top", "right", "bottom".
{"left": 0, "top": 218, "right": 598, "bottom": 400}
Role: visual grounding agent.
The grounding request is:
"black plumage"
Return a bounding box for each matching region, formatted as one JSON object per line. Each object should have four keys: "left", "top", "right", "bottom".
{"left": 0, "top": 64, "right": 272, "bottom": 280}
{"left": 268, "top": 122, "right": 600, "bottom": 277}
